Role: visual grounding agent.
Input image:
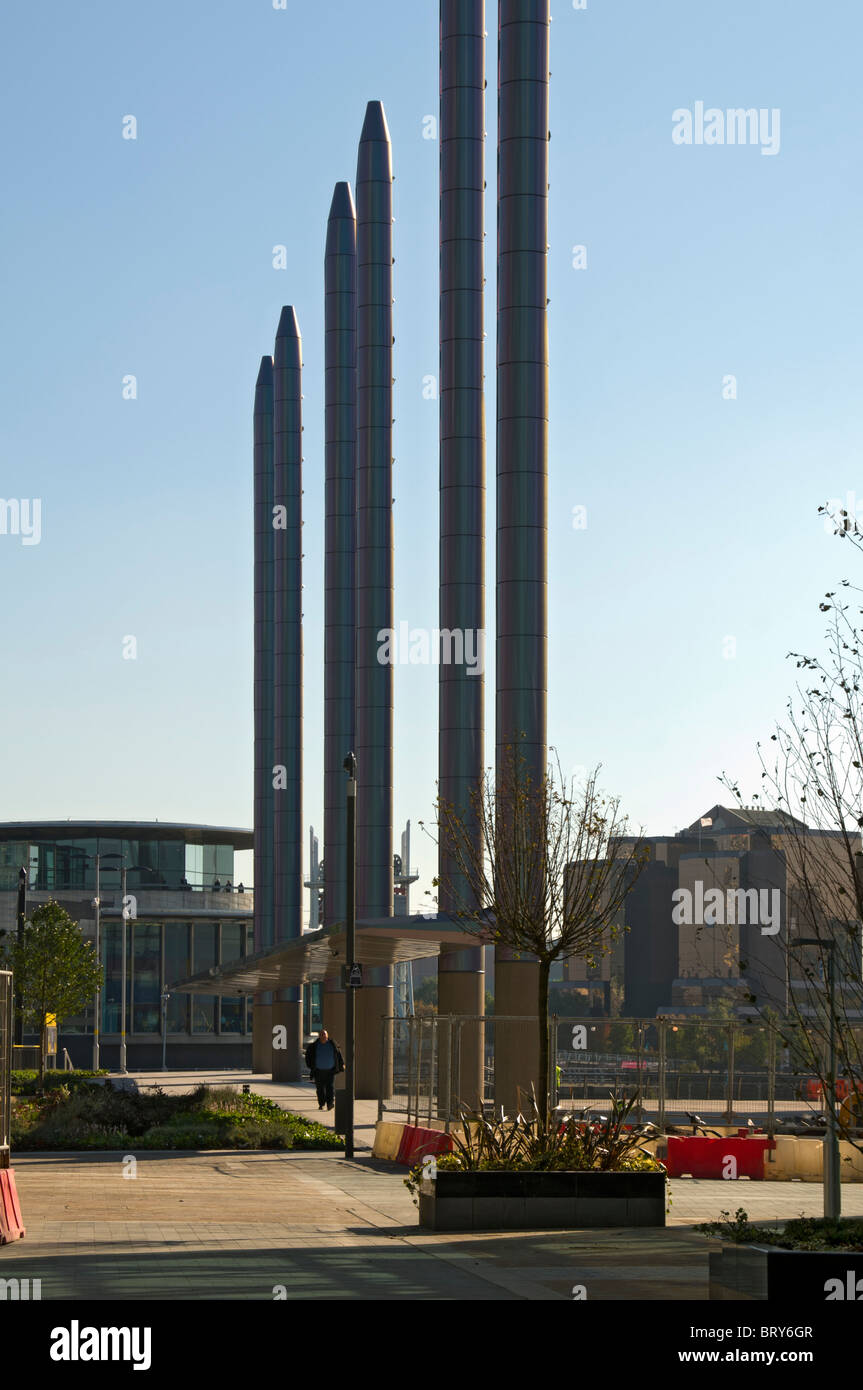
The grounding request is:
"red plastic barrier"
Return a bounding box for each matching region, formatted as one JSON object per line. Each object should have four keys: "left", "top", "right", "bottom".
{"left": 666, "top": 1135, "right": 775, "bottom": 1180}
{"left": 0, "top": 1168, "right": 26, "bottom": 1244}
{"left": 396, "top": 1125, "right": 453, "bottom": 1167}
{"left": 395, "top": 1125, "right": 415, "bottom": 1166}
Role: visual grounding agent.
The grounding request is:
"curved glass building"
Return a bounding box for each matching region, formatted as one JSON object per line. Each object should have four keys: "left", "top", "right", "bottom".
{"left": 0, "top": 820, "right": 258, "bottom": 1068}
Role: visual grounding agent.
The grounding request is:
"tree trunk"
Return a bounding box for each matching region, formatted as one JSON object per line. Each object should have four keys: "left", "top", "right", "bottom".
{"left": 537, "top": 956, "right": 551, "bottom": 1129}
{"left": 39, "top": 1021, "right": 46, "bottom": 1087}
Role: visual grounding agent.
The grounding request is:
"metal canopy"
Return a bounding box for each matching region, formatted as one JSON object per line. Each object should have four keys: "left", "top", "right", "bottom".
{"left": 171, "top": 914, "right": 487, "bottom": 994}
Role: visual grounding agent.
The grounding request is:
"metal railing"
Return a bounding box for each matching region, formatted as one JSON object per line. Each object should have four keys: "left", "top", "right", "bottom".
{"left": 11, "top": 1044, "right": 62, "bottom": 1072}
{"left": 378, "top": 1015, "right": 861, "bottom": 1135}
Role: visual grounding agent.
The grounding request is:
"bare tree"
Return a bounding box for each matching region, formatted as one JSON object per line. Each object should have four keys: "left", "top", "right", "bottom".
{"left": 722, "top": 505, "right": 863, "bottom": 1147}
{"left": 429, "top": 742, "right": 648, "bottom": 1125}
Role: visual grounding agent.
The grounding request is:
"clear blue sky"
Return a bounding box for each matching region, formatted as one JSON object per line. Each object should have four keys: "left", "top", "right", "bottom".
{"left": 1, "top": 1, "right": 860, "bottom": 912}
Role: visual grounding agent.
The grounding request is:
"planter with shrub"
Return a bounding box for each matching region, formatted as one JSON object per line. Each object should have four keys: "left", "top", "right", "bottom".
{"left": 699, "top": 1208, "right": 863, "bottom": 1301}
{"left": 408, "top": 1092, "right": 667, "bottom": 1231}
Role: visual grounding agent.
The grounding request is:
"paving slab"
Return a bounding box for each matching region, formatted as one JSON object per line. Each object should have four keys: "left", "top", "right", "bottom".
{"left": 5, "top": 1146, "right": 862, "bottom": 1301}
{"left": 8, "top": 1068, "right": 863, "bottom": 1301}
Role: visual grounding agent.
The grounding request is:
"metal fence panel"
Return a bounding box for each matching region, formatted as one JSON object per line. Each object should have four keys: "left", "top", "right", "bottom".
{"left": 377, "top": 1014, "right": 845, "bottom": 1130}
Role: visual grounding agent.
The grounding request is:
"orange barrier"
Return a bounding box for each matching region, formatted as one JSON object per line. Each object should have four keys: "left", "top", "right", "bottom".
{"left": 804, "top": 1077, "right": 862, "bottom": 1102}
{"left": 0, "top": 1168, "right": 25, "bottom": 1244}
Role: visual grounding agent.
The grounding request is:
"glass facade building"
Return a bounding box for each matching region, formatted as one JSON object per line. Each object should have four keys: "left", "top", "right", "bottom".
{"left": 0, "top": 821, "right": 256, "bottom": 1068}
{"left": 0, "top": 831, "right": 236, "bottom": 893}
{"left": 65, "top": 918, "right": 256, "bottom": 1038}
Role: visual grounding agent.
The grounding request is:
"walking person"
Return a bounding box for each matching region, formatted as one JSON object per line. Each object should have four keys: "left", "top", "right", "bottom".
{"left": 304, "top": 1029, "right": 344, "bottom": 1111}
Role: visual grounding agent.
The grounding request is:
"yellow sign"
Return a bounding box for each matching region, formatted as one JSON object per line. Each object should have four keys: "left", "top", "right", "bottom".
{"left": 45, "top": 1013, "right": 56, "bottom": 1026}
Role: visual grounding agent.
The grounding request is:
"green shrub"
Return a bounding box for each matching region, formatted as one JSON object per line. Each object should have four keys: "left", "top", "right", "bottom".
{"left": 404, "top": 1091, "right": 665, "bottom": 1201}
{"left": 697, "top": 1207, "right": 863, "bottom": 1252}
{"left": 448, "top": 1089, "right": 664, "bottom": 1173}
{"left": 11, "top": 1069, "right": 109, "bottom": 1096}
{"left": 11, "top": 1082, "right": 344, "bottom": 1152}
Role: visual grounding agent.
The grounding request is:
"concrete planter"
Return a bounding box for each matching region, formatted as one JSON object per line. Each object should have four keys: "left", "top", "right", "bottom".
{"left": 710, "top": 1244, "right": 863, "bottom": 1301}
{"left": 418, "top": 1168, "right": 666, "bottom": 1231}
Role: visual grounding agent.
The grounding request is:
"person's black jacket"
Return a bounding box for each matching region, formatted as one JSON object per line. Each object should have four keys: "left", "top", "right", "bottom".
{"left": 304, "top": 1038, "right": 345, "bottom": 1074}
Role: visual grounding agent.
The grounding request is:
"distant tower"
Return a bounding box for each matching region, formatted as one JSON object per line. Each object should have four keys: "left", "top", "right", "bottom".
{"left": 393, "top": 822, "right": 419, "bottom": 1020}
{"left": 305, "top": 826, "right": 322, "bottom": 931}
{"left": 272, "top": 305, "right": 304, "bottom": 1080}
{"left": 393, "top": 821, "right": 419, "bottom": 918}
{"left": 354, "top": 101, "right": 395, "bottom": 1098}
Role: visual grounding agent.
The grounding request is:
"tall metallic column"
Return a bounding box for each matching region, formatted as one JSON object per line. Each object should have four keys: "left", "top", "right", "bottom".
{"left": 322, "top": 182, "right": 357, "bottom": 1045}
{"left": 324, "top": 182, "right": 357, "bottom": 929}
{"left": 252, "top": 355, "right": 275, "bottom": 1070}
{"left": 438, "top": 0, "right": 486, "bottom": 1110}
{"left": 272, "top": 304, "right": 303, "bottom": 1081}
{"left": 495, "top": 0, "right": 550, "bottom": 1109}
{"left": 254, "top": 354, "right": 275, "bottom": 952}
{"left": 355, "top": 101, "right": 394, "bottom": 1098}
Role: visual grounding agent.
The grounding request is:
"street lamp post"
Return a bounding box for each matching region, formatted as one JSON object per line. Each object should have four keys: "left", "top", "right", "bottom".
{"left": 161, "top": 990, "right": 170, "bottom": 1071}
{"left": 344, "top": 752, "right": 357, "bottom": 1161}
{"left": 92, "top": 854, "right": 101, "bottom": 1070}
{"left": 14, "top": 866, "right": 26, "bottom": 1046}
{"left": 798, "top": 937, "right": 841, "bottom": 1220}
{"left": 119, "top": 865, "right": 128, "bottom": 1075}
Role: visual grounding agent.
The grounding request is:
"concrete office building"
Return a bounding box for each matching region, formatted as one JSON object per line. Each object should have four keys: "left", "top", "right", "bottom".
{"left": 614, "top": 805, "right": 863, "bottom": 1021}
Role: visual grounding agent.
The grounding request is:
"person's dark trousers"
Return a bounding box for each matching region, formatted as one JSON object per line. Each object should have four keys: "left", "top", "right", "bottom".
{"left": 314, "top": 1068, "right": 336, "bottom": 1108}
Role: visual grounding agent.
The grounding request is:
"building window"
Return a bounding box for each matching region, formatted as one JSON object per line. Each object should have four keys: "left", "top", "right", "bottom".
{"left": 132, "top": 923, "right": 161, "bottom": 1032}
{"left": 220, "top": 998, "right": 243, "bottom": 1034}
{"left": 194, "top": 922, "right": 217, "bottom": 972}
{"left": 102, "top": 921, "right": 126, "bottom": 1035}
{"left": 165, "top": 923, "right": 190, "bottom": 1032}
{"left": 158, "top": 840, "right": 183, "bottom": 887}
{"left": 191, "top": 922, "right": 217, "bottom": 1033}
{"left": 184, "top": 843, "right": 203, "bottom": 888}
{"left": 221, "top": 923, "right": 244, "bottom": 966}
{"left": 303, "top": 983, "right": 322, "bottom": 1035}
{"left": 192, "top": 996, "right": 216, "bottom": 1034}
{"left": 0, "top": 842, "right": 29, "bottom": 891}
{"left": 215, "top": 845, "right": 233, "bottom": 881}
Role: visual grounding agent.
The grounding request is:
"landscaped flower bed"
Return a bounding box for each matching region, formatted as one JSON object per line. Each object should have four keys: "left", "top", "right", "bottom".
{"left": 699, "top": 1208, "right": 863, "bottom": 1301}
{"left": 11, "top": 1080, "right": 343, "bottom": 1152}
{"left": 408, "top": 1092, "right": 667, "bottom": 1231}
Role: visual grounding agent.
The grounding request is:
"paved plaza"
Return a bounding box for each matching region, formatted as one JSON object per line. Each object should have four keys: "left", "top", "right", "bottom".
{"left": 4, "top": 1071, "right": 862, "bottom": 1301}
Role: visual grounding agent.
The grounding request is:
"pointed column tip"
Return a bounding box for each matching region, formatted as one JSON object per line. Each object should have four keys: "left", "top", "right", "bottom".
{"left": 256, "top": 355, "right": 273, "bottom": 385}
{"left": 276, "top": 305, "right": 301, "bottom": 339}
{"left": 360, "top": 100, "right": 390, "bottom": 144}
{"left": 328, "top": 180, "right": 356, "bottom": 220}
